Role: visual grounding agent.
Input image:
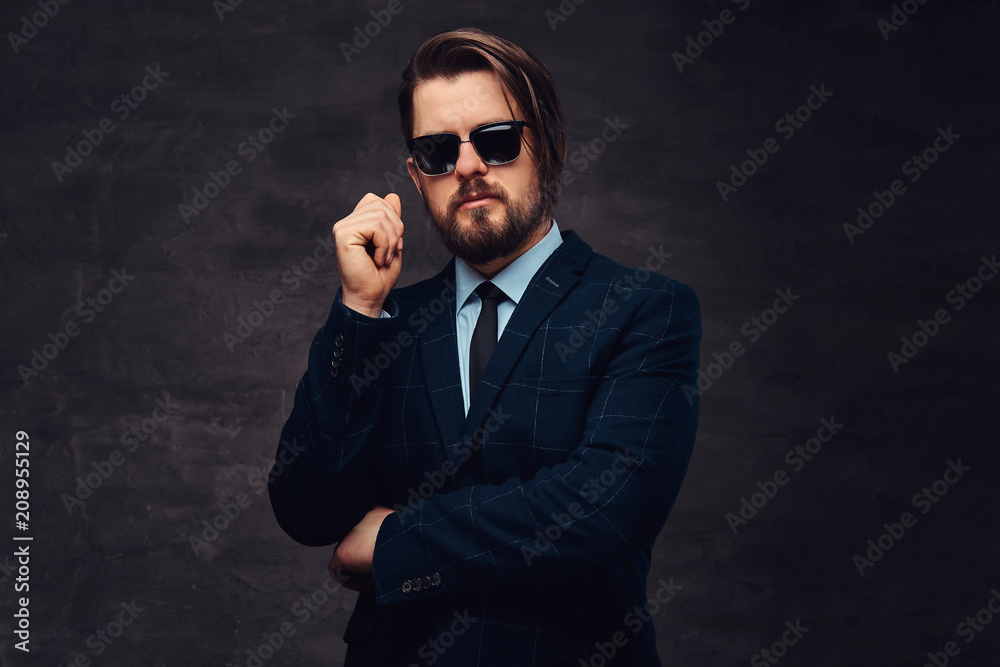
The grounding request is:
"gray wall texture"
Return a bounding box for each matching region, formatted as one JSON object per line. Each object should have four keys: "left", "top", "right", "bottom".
{"left": 1, "top": 0, "right": 998, "bottom": 665}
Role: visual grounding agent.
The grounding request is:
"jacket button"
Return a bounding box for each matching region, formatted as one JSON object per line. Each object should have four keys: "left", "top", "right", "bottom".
{"left": 401, "top": 580, "right": 412, "bottom": 593}
{"left": 334, "top": 333, "right": 344, "bottom": 345}
{"left": 333, "top": 346, "right": 344, "bottom": 358}
{"left": 431, "top": 573, "right": 442, "bottom": 586}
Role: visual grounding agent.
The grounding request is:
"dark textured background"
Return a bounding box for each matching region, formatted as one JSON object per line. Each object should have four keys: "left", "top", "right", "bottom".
{"left": 1, "top": 1, "right": 998, "bottom": 665}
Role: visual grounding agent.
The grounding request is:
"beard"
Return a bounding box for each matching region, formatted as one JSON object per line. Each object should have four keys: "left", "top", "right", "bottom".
{"left": 420, "top": 176, "right": 549, "bottom": 267}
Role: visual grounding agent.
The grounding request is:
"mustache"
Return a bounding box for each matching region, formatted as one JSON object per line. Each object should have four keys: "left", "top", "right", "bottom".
{"left": 450, "top": 180, "right": 506, "bottom": 211}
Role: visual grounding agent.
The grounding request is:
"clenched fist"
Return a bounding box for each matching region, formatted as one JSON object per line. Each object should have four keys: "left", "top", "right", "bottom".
{"left": 332, "top": 192, "right": 405, "bottom": 317}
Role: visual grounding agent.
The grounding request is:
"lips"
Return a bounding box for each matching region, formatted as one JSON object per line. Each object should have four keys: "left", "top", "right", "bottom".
{"left": 458, "top": 192, "right": 500, "bottom": 209}
{"left": 460, "top": 192, "right": 493, "bottom": 203}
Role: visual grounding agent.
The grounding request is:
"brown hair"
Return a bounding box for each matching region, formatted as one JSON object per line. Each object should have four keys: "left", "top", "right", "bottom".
{"left": 398, "top": 28, "right": 567, "bottom": 213}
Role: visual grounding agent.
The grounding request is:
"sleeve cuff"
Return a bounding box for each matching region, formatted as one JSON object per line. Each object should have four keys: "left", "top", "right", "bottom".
{"left": 321, "top": 288, "right": 402, "bottom": 385}
{"left": 371, "top": 510, "right": 443, "bottom": 606}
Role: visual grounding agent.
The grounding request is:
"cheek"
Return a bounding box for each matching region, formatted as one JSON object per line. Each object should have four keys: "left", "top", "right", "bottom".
{"left": 507, "top": 169, "right": 537, "bottom": 199}
{"left": 425, "top": 182, "right": 455, "bottom": 210}
{"left": 511, "top": 148, "right": 541, "bottom": 192}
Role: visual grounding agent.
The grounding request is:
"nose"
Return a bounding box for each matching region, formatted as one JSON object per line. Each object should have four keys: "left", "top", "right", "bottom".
{"left": 453, "top": 137, "right": 488, "bottom": 181}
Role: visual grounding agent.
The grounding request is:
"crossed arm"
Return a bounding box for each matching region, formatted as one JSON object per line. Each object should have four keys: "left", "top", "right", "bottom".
{"left": 316, "top": 282, "right": 701, "bottom": 601}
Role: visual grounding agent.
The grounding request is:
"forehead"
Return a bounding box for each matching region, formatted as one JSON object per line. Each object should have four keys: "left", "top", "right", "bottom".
{"left": 411, "top": 70, "right": 523, "bottom": 136}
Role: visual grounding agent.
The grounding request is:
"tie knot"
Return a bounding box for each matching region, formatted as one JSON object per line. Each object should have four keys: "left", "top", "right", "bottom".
{"left": 475, "top": 281, "right": 507, "bottom": 304}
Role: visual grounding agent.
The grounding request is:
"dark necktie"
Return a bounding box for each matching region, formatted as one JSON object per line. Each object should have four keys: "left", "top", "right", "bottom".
{"left": 469, "top": 281, "right": 507, "bottom": 401}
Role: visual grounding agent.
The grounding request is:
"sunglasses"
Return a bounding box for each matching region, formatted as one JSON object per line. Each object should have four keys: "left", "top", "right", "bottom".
{"left": 406, "top": 120, "right": 530, "bottom": 176}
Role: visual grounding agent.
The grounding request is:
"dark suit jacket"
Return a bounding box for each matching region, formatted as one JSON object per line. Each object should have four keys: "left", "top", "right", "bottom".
{"left": 269, "top": 228, "right": 701, "bottom": 666}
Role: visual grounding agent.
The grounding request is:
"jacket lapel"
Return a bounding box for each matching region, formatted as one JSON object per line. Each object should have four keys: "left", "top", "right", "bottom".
{"left": 417, "top": 230, "right": 594, "bottom": 470}
{"left": 416, "top": 257, "right": 467, "bottom": 455}
{"left": 458, "top": 230, "right": 593, "bottom": 464}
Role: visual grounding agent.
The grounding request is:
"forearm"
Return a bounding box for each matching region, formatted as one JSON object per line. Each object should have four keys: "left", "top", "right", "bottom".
{"left": 372, "top": 434, "right": 693, "bottom": 603}
{"left": 268, "top": 287, "right": 399, "bottom": 546}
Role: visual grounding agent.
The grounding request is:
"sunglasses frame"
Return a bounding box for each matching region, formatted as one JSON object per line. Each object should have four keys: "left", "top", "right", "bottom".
{"left": 406, "top": 120, "right": 530, "bottom": 176}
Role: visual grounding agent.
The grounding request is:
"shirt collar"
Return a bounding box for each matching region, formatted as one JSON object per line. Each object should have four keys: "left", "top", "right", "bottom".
{"left": 455, "top": 218, "right": 563, "bottom": 311}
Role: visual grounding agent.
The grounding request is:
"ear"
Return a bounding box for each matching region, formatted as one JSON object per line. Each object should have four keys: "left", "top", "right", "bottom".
{"left": 406, "top": 157, "right": 424, "bottom": 198}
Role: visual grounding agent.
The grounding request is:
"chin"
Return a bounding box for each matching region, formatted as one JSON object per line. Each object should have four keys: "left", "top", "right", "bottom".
{"left": 460, "top": 201, "right": 503, "bottom": 220}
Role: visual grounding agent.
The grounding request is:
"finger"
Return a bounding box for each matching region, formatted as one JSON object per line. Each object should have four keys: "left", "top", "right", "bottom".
{"left": 327, "top": 551, "right": 352, "bottom": 583}
{"left": 339, "top": 200, "right": 402, "bottom": 266}
{"left": 328, "top": 546, "right": 342, "bottom": 575}
{"left": 352, "top": 192, "right": 383, "bottom": 213}
{"left": 384, "top": 192, "right": 402, "bottom": 219}
{"left": 383, "top": 194, "right": 404, "bottom": 264}
{"left": 336, "top": 574, "right": 372, "bottom": 592}
{"left": 370, "top": 216, "right": 396, "bottom": 267}
{"left": 366, "top": 209, "right": 401, "bottom": 267}
{"left": 355, "top": 195, "right": 404, "bottom": 245}
{"left": 328, "top": 562, "right": 372, "bottom": 592}
{"left": 340, "top": 214, "right": 395, "bottom": 267}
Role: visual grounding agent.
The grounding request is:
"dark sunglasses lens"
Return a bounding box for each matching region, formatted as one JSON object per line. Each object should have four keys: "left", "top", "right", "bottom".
{"left": 473, "top": 124, "right": 523, "bottom": 165}
{"left": 413, "top": 134, "right": 459, "bottom": 175}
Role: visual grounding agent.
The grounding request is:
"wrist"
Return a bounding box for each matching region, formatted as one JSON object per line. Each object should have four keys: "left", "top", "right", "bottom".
{"left": 341, "top": 295, "right": 384, "bottom": 318}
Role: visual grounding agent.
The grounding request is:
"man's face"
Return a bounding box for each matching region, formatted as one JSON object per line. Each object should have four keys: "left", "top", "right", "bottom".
{"left": 406, "top": 70, "right": 548, "bottom": 268}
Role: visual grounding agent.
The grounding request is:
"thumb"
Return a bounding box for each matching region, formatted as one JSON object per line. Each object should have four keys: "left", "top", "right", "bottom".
{"left": 384, "top": 192, "right": 402, "bottom": 219}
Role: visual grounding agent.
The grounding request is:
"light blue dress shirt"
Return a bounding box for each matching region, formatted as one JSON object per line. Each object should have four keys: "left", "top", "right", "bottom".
{"left": 454, "top": 218, "right": 563, "bottom": 415}
{"left": 378, "top": 218, "right": 563, "bottom": 416}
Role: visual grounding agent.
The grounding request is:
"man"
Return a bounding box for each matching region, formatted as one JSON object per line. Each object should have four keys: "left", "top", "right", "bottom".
{"left": 269, "top": 27, "right": 701, "bottom": 666}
